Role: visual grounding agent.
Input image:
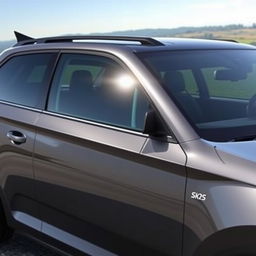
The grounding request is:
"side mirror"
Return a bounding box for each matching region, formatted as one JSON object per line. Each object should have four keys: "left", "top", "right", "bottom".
{"left": 143, "top": 110, "right": 168, "bottom": 137}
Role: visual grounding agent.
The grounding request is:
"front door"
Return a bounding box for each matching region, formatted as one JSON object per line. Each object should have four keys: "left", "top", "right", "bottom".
{"left": 33, "top": 52, "right": 187, "bottom": 256}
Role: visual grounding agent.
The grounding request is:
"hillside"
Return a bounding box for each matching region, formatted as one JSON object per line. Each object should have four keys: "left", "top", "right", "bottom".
{"left": 1, "top": 25, "right": 256, "bottom": 52}
{"left": 0, "top": 40, "right": 14, "bottom": 52}
{"left": 95, "top": 25, "right": 256, "bottom": 44}
{"left": 176, "top": 28, "right": 256, "bottom": 44}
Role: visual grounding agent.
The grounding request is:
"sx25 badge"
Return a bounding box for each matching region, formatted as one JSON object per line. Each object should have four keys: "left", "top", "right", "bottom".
{"left": 191, "top": 192, "right": 207, "bottom": 201}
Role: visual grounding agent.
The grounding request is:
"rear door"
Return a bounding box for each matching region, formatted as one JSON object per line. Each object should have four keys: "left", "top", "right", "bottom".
{"left": 0, "top": 52, "right": 57, "bottom": 230}
{"left": 34, "top": 52, "right": 187, "bottom": 256}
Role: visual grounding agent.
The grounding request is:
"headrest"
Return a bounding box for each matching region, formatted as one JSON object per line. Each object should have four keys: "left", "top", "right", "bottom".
{"left": 163, "top": 71, "right": 186, "bottom": 93}
{"left": 70, "top": 70, "right": 93, "bottom": 88}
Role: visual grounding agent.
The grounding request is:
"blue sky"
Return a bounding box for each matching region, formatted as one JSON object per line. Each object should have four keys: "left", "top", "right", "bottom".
{"left": 1, "top": 0, "right": 256, "bottom": 40}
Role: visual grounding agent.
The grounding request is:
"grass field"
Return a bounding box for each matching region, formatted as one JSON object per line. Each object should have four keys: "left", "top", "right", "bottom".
{"left": 183, "top": 67, "right": 256, "bottom": 100}
{"left": 175, "top": 28, "right": 256, "bottom": 44}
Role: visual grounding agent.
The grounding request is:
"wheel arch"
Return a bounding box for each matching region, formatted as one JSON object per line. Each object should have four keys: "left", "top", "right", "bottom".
{"left": 193, "top": 226, "right": 256, "bottom": 256}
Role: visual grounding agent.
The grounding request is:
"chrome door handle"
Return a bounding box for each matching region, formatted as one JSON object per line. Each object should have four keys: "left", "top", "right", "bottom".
{"left": 7, "top": 131, "right": 27, "bottom": 145}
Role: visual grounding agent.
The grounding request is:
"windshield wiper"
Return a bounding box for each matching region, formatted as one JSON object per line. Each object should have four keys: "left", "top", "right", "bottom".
{"left": 230, "top": 135, "right": 256, "bottom": 142}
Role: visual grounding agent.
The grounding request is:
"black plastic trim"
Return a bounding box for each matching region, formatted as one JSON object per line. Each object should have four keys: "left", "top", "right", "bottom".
{"left": 14, "top": 35, "right": 164, "bottom": 47}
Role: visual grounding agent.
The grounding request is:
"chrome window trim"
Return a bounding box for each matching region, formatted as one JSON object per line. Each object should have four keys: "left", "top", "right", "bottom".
{"left": 0, "top": 100, "right": 42, "bottom": 113}
{"left": 0, "top": 100, "right": 175, "bottom": 141}
{"left": 43, "top": 110, "right": 176, "bottom": 142}
{"left": 0, "top": 96, "right": 175, "bottom": 142}
{"left": 43, "top": 110, "right": 149, "bottom": 137}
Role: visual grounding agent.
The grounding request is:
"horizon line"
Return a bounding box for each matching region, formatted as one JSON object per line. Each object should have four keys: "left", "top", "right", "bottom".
{"left": 0, "top": 23, "right": 254, "bottom": 42}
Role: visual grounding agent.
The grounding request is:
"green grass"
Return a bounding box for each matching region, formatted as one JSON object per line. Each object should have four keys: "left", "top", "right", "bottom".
{"left": 181, "top": 66, "right": 256, "bottom": 100}
{"left": 204, "top": 69, "right": 256, "bottom": 99}
{"left": 175, "top": 28, "right": 256, "bottom": 45}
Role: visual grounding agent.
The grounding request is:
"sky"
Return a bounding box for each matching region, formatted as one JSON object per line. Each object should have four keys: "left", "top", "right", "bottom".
{"left": 1, "top": 0, "right": 256, "bottom": 41}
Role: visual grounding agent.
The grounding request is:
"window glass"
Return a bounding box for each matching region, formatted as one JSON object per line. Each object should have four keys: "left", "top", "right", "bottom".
{"left": 0, "top": 53, "right": 55, "bottom": 108}
{"left": 180, "top": 70, "right": 199, "bottom": 95}
{"left": 48, "top": 54, "right": 151, "bottom": 131}
{"left": 138, "top": 50, "right": 256, "bottom": 142}
{"left": 202, "top": 65, "right": 256, "bottom": 99}
{"left": 160, "top": 69, "right": 198, "bottom": 95}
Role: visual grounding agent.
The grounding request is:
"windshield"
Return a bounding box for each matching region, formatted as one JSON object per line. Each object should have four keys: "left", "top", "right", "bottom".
{"left": 138, "top": 49, "right": 256, "bottom": 142}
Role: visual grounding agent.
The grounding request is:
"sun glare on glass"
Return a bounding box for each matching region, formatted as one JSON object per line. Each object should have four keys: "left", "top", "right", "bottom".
{"left": 115, "top": 74, "right": 135, "bottom": 90}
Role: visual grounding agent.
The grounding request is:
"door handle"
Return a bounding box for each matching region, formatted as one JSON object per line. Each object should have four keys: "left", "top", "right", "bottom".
{"left": 7, "top": 131, "right": 27, "bottom": 145}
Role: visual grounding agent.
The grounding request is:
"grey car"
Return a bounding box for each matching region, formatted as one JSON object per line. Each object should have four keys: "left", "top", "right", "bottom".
{"left": 0, "top": 31, "right": 256, "bottom": 256}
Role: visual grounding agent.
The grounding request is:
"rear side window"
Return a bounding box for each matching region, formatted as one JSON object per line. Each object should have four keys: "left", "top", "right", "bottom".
{"left": 0, "top": 53, "right": 56, "bottom": 108}
{"left": 47, "top": 53, "right": 151, "bottom": 131}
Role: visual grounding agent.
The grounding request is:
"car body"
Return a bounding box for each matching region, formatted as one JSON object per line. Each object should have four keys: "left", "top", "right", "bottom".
{"left": 0, "top": 32, "right": 256, "bottom": 256}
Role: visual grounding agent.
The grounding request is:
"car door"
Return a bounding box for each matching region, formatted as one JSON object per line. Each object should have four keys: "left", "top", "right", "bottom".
{"left": 0, "top": 52, "right": 57, "bottom": 231}
{"left": 33, "top": 52, "right": 187, "bottom": 256}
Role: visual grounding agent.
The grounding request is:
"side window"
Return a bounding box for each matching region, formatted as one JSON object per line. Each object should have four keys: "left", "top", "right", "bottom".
{"left": 0, "top": 53, "right": 56, "bottom": 108}
{"left": 47, "top": 54, "right": 151, "bottom": 131}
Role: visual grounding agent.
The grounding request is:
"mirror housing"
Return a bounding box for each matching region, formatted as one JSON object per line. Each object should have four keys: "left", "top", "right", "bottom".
{"left": 143, "top": 110, "right": 168, "bottom": 137}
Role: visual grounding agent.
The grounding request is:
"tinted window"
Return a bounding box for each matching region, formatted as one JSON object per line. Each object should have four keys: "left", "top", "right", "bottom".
{"left": 0, "top": 53, "right": 56, "bottom": 108}
{"left": 160, "top": 69, "right": 198, "bottom": 95}
{"left": 48, "top": 54, "right": 151, "bottom": 131}
{"left": 180, "top": 69, "right": 199, "bottom": 95}
{"left": 202, "top": 65, "right": 256, "bottom": 99}
{"left": 138, "top": 50, "right": 256, "bottom": 141}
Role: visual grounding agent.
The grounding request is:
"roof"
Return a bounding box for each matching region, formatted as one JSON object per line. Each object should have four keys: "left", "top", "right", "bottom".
{"left": 131, "top": 37, "right": 256, "bottom": 52}
{"left": 2, "top": 33, "right": 255, "bottom": 58}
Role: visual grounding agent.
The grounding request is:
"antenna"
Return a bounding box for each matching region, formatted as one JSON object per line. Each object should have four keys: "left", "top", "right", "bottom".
{"left": 14, "top": 31, "right": 34, "bottom": 43}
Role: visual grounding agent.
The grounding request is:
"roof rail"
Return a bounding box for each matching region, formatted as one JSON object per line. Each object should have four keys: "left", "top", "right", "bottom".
{"left": 14, "top": 31, "right": 164, "bottom": 47}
